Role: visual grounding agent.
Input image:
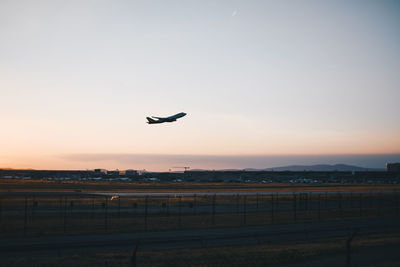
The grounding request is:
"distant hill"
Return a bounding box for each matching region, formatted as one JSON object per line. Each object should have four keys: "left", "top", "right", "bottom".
{"left": 244, "top": 164, "right": 384, "bottom": 172}
{"left": 191, "top": 164, "right": 384, "bottom": 172}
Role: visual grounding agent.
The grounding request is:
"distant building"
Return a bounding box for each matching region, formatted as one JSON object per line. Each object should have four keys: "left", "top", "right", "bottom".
{"left": 386, "top": 163, "right": 400, "bottom": 172}
{"left": 107, "top": 170, "right": 120, "bottom": 176}
{"left": 125, "top": 170, "right": 138, "bottom": 177}
{"left": 94, "top": 169, "right": 107, "bottom": 175}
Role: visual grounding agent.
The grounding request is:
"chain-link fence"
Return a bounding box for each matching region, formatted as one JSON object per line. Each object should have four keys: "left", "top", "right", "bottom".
{"left": 0, "top": 191, "right": 399, "bottom": 237}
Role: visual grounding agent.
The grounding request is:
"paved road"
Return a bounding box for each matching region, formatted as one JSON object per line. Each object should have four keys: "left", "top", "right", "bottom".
{"left": 1, "top": 217, "right": 399, "bottom": 255}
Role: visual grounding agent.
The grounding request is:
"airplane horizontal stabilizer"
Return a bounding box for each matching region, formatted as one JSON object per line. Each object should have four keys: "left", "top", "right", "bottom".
{"left": 146, "top": 117, "right": 157, "bottom": 123}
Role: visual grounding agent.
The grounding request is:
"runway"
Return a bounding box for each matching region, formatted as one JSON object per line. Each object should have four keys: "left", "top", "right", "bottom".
{"left": 90, "top": 190, "right": 396, "bottom": 197}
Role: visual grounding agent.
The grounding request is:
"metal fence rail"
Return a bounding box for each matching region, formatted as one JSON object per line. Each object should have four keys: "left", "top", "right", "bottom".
{"left": 0, "top": 191, "right": 399, "bottom": 237}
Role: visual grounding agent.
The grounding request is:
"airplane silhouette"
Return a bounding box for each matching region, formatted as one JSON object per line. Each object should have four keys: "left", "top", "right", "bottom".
{"left": 146, "top": 112, "right": 187, "bottom": 124}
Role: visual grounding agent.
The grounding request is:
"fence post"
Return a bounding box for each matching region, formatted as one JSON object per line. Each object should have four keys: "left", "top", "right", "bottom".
{"left": 236, "top": 194, "right": 240, "bottom": 214}
{"left": 70, "top": 200, "right": 74, "bottom": 221}
{"left": 350, "top": 192, "right": 353, "bottom": 209}
{"left": 359, "top": 193, "right": 362, "bottom": 217}
{"left": 59, "top": 197, "right": 63, "bottom": 222}
{"left": 193, "top": 194, "right": 197, "bottom": 215}
{"left": 31, "top": 196, "right": 36, "bottom": 222}
{"left": 166, "top": 195, "right": 170, "bottom": 216}
{"left": 63, "top": 196, "right": 67, "bottom": 234}
{"left": 369, "top": 191, "right": 373, "bottom": 209}
{"left": 243, "top": 195, "right": 247, "bottom": 225}
{"left": 318, "top": 194, "right": 321, "bottom": 221}
{"left": 23, "top": 196, "right": 28, "bottom": 237}
{"left": 91, "top": 196, "right": 95, "bottom": 219}
{"left": 105, "top": 196, "right": 108, "bottom": 233}
{"left": 271, "top": 194, "right": 274, "bottom": 224}
{"left": 293, "top": 194, "right": 297, "bottom": 222}
{"left": 178, "top": 196, "right": 182, "bottom": 229}
{"left": 325, "top": 192, "right": 328, "bottom": 209}
{"left": 346, "top": 229, "right": 359, "bottom": 267}
{"left": 397, "top": 190, "right": 400, "bottom": 216}
{"left": 275, "top": 193, "right": 279, "bottom": 222}
{"left": 256, "top": 193, "right": 259, "bottom": 211}
{"left": 305, "top": 193, "right": 309, "bottom": 212}
{"left": 144, "top": 196, "right": 148, "bottom": 231}
{"left": 212, "top": 194, "right": 216, "bottom": 225}
{"left": 118, "top": 196, "right": 121, "bottom": 219}
{"left": 339, "top": 192, "right": 343, "bottom": 218}
{"left": 130, "top": 240, "right": 140, "bottom": 267}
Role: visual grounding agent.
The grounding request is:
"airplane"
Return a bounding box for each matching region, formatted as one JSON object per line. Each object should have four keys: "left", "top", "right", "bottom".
{"left": 146, "top": 112, "right": 187, "bottom": 124}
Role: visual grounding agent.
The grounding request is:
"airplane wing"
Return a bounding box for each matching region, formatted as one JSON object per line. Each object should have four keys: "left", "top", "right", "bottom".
{"left": 152, "top": 116, "right": 165, "bottom": 119}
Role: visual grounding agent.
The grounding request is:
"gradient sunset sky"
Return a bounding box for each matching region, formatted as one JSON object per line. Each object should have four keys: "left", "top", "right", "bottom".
{"left": 1, "top": 0, "right": 399, "bottom": 171}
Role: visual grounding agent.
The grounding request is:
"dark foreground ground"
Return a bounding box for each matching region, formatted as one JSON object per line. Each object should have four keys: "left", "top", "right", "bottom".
{"left": 1, "top": 180, "right": 399, "bottom": 266}
{"left": 1, "top": 217, "right": 400, "bottom": 266}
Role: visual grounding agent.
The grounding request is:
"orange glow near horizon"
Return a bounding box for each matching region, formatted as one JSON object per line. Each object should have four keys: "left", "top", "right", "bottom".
{"left": 1, "top": 120, "right": 400, "bottom": 171}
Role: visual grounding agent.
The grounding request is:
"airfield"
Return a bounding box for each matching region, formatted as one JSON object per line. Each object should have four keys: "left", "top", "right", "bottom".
{"left": 1, "top": 179, "right": 400, "bottom": 266}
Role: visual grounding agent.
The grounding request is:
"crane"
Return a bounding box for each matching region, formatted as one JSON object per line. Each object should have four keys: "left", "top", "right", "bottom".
{"left": 172, "top": 166, "right": 190, "bottom": 171}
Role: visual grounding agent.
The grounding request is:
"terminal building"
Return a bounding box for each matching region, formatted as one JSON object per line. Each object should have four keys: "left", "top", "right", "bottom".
{"left": 125, "top": 170, "right": 138, "bottom": 177}
{"left": 386, "top": 163, "right": 400, "bottom": 172}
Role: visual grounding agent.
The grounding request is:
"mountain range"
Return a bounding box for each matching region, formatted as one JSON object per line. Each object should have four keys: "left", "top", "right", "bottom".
{"left": 191, "top": 164, "right": 384, "bottom": 172}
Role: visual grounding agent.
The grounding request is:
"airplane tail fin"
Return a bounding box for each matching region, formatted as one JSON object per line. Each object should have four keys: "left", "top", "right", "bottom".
{"left": 146, "top": 117, "right": 157, "bottom": 124}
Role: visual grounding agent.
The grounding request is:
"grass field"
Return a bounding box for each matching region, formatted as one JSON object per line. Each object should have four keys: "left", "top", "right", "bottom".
{"left": 0, "top": 180, "right": 399, "bottom": 237}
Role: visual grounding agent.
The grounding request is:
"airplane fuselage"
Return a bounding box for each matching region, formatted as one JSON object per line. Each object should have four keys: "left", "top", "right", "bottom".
{"left": 146, "top": 112, "right": 187, "bottom": 124}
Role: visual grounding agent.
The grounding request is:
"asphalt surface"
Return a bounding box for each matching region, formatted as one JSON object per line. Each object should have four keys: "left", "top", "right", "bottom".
{"left": 1, "top": 217, "right": 399, "bottom": 255}
{"left": 1, "top": 189, "right": 399, "bottom": 198}
{"left": 92, "top": 190, "right": 397, "bottom": 197}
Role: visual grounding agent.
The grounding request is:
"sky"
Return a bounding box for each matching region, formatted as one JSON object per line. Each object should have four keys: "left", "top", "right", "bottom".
{"left": 1, "top": 0, "right": 400, "bottom": 171}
